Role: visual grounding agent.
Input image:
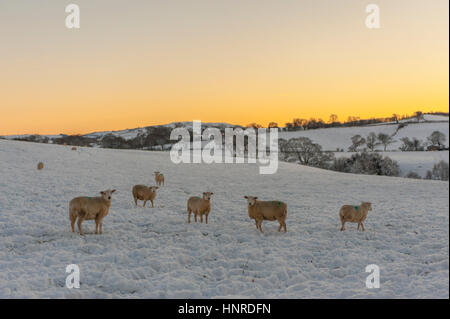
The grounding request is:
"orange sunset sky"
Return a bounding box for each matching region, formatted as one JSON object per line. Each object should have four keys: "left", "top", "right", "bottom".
{"left": 0, "top": 0, "right": 448, "bottom": 135}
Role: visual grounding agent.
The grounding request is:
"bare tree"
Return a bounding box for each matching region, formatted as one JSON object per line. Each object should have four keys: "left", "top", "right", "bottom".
{"left": 377, "top": 133, "right": 395, "bottom": 151}
{"left": 366, "top": 132, "right": 379, "bottom": 151}
{"left": 348, "top": 135, "right": 366, "bottom": 152}
{"left": 329, "top": 114, "right": 338, "bottom": 124}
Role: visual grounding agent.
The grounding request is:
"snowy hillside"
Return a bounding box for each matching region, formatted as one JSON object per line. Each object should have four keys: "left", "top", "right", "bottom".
{"left": 279, "top": 117, "right": 449, "bottom": 152}
{"left": 0, "top": 139, "right": 448, "bottom": 298}
{"left": 2, "top": 122, "right": 240, "bottom": 142}
{"left": 279, "top": 116, "right": 449, "bottom": 177}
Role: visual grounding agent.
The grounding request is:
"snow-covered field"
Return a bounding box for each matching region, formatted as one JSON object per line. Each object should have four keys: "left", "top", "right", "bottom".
{"left": 279, "top": 118, "right": 449, "bottom": 152}
{"left": 0, "top": 139, "right": 448, "bottom": 298}
{"left": 280, "top": 117, "right": 449, "bottom": 178}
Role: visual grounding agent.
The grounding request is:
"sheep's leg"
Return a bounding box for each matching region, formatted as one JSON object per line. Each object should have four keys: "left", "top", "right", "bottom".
{"left": 283, "top": 222, "right": 287, "bottom": 232}
{"left": 357, "top": 222, "right": 361, "bottom": 230}
{"left": 100, "top": 222, "right": 103, "bottom": 234}
{"left": 257, "top": 219, "right": 263, "bottom": 233}
{"left": 361, "top": 223, "right": 365, "bottom": 231}
{"left": 340, "top": 221, "right": 345, "bottom": 231}
{"left": 77, "top": 218, "right": 84, "bottom": 235}
{"left": 151, "top": 200, "right": 154, "bottom": 208}
{"left": 205, "top": 213, "right": 208, "bottom": 224}
{"left": 200, "top": 213, "right": 203, "bottom": 223}
{"left": 70, "top": 214, "right": 77, "bottom": 232}
{"left": 278, "top": 222, "right": 282, "bottom": 232}
{"left": 95, "top": 221, "right": 99, "bottom": 234}
{"left": 143, "top": 200, "right": 147, "bottom": 207}
{"left": 134, "top": 197, "right": 138, "bottom": 206}
{"left": 194, "top": 213, "right": 198, "bottom": 223}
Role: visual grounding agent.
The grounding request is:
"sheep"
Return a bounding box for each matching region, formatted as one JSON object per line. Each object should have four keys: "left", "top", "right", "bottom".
{"left": 71, "top": 146, "right": 77, "bottom": 151}
{"left": 339, "top": 202, "right": 372, "bottom": 231}
{"left": 132, "top": 185, "right": 159, "bottom": 207}
{"left": 37, "top": 162, "right": 44, "bottom": 170}
{"left": 244, "top": 196, "right": 287, "bottom": 233}
{"left": 69, "top": 189, "right": 116, "bottom": 235}
{"left": 154, "top": 171, "right": 165, "bottom": 186}
{"left": 187, "top": 192, "right": 213, "bottom": 224}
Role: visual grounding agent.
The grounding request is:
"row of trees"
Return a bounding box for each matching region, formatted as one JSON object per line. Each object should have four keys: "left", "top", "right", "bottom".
{"left": 250, "top": 111, "right": 448, "bottom": 131}
{"left": 349, "top": 132, "right": 396, "bottom": 152}
{"left": 348, "top": 130, "right": 447, "bottom": 152}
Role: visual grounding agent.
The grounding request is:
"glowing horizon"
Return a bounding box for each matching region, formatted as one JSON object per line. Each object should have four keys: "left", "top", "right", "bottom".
{"left": 0, "top": 0, "right": 448, "bottom": 135}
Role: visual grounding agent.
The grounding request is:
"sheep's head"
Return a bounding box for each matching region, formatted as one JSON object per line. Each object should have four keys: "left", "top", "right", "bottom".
{"left": 154, "top": 171, "right": 160, "bottom": 176}
{"left": 100, "top": 189, "right": 116, "bottom": 201}
{"left": 202, "top": 192, "right": 213, "bottom": 201}
{"left": 150, "top": 186, "right": 159, "bottom": 192}
{"left": 244, "top": 196, "right": 258, "bottom": 207}
{"left": 362, "top": 202, "right": 372, "bottom": 211}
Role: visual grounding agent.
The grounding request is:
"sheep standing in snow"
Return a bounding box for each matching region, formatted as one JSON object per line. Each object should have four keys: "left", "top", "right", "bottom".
{"left": 71, "top": 146, "right": 77, "bottom": 151}
{"left": 132, "top": 185, "right": 159, "bottom": 207}
{"left": 37, "top": 162, "right": 44, "bottom": 170}
{"left": 339, "top": 202, "right": 372, "bottom": 231}
{"left": 187, "top": 192, "right": 213, "bottom": 224}
{"left": 154, "top": 172, "right": 165, "bottom": 186}
{"left": 69, "top": 189, "right": 116, "bottom": 235}
{"left": 244, "top": 196, "right": 287, "bottom": 233}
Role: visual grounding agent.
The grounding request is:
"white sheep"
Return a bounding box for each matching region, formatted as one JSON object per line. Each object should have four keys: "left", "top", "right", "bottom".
{"left": 132, "top": 185, "right": 159, "bottom": 207}
{"left": 187, "top": 192, "right": 213, "bottom": 224}
{"left": 69, "top": 189, "right": 116, "bottom": 235}
{"left": 339, "top": 202, "right": 372, "bottom": 231}
{"left": 244, "top": 196, "right": 287, "bottom": 233}
{"left": 154, "top": 172, "right": 165, "bottom": 186}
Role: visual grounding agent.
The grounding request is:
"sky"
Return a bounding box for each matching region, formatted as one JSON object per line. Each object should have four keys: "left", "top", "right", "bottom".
{"left": 0, "top": 0, "right": 448, "bottom": 135}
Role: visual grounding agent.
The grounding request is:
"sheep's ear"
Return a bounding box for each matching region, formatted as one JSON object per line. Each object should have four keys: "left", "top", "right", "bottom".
{"left": 111, "top": 189, "right": 116, "bottom": 193}
{"left": 210, "top": 192, "right": 214, "bottom": 195}
{"left": 100, "top": 191, "right": 105, "bottom": 195}
{"left": 254, "top": 197, "right": 258, "bottom": 200}
{"left": 244, "top": 196, "right": 248, "bottom": 199}
{"left": 155, "top": 186, "right": 159, "bottom": 189}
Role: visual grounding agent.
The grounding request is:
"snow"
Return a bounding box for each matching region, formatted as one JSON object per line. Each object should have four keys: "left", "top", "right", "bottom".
{"left": 279, "top": 121, "right": 449, "bottom": 152}
{"left": 0, "top": 139, "right": 448, "bottom": 298}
